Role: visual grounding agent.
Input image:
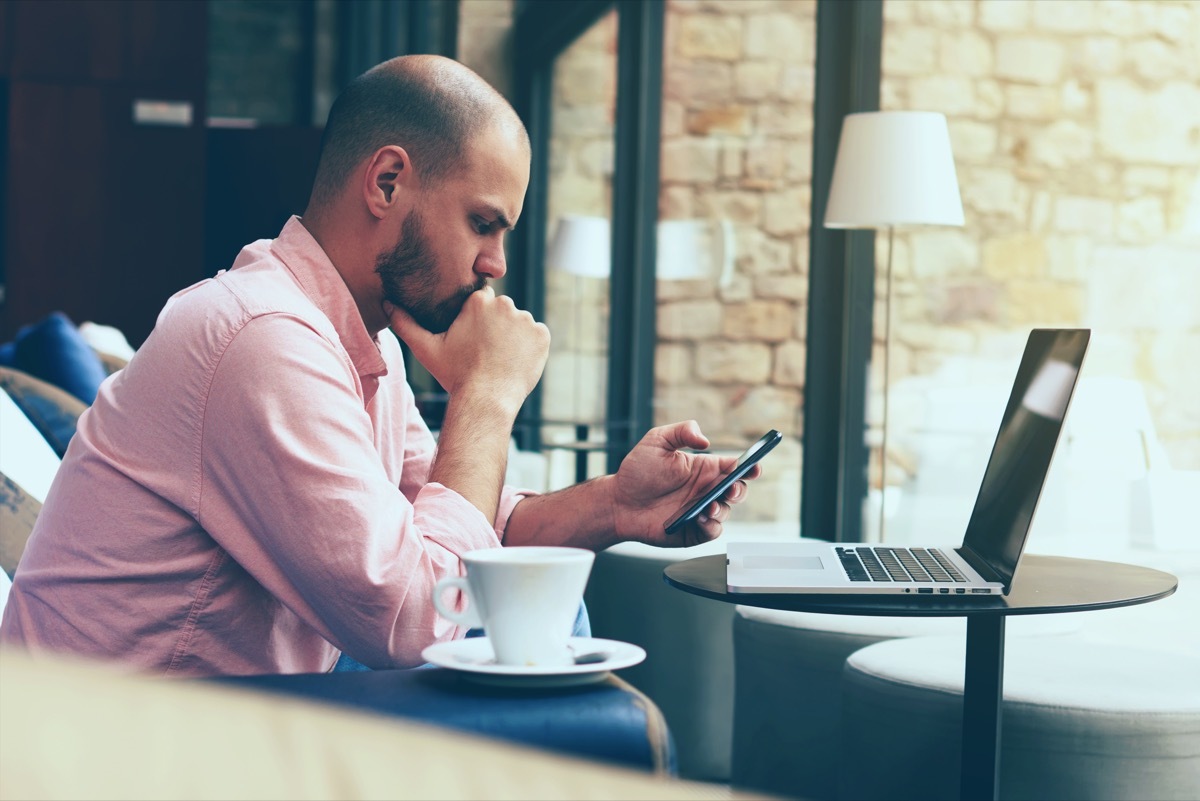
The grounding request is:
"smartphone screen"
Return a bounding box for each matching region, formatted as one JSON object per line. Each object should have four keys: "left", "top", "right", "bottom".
{"left": 663, "top": 429, "right": 782, "bottom": 535}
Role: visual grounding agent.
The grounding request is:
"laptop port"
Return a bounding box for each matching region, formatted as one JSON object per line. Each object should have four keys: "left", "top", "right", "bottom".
{"left": 971, "top": 588, "right": 990, "bottom": 594}
{"left": 956, "top": 588, "right": 966, "bottom": 594}
{"left": 918, "top": 588, "right": 934, "bottom": 594}
{"left": 940, "top": 588, "right": 950, "bottom": 593}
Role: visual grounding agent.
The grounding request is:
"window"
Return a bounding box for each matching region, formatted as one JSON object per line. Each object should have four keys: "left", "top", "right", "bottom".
{"left": 207, "top": 0, "right": 328, "bottom": 127}
{"left": 654, "top": 0, "right": 818, "bottom": 528}
{"left": 539, "top": 11, "right": 619, "bottom": 488}
{"left": 875, "top": 0, "right": 1200, "bottom": 550}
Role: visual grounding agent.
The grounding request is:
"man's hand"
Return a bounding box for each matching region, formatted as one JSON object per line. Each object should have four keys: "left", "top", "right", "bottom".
{"left": 386, "top": 288, "right": 550, "bottom": 523}
{"left": 610, "top": 421, "right": 760, "bottom": 548}
{"left": 386, "top": 287, "right": 549, "bottom": 415}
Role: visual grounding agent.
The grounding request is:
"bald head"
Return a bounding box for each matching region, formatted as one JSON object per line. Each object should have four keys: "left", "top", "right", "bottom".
{"left": 309, "top": 55, "right": 528, "bottom": 210}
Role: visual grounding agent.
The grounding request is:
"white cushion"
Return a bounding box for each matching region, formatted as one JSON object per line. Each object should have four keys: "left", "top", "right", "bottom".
{"left": 0, "top": 390, "right": 61, "bottom": 503}
{"left": 840, "top": 635, "right": 1200, "bottom": 801}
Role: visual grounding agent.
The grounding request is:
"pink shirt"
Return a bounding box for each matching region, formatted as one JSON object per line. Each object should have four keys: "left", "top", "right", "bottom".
{"left": 1, "top": 217, "right": 526, "bottom": 676}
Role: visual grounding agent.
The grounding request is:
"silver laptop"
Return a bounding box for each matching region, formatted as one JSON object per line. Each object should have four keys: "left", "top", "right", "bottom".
{"left": 727, "top": 329, "right": 1090, "bottom": 596}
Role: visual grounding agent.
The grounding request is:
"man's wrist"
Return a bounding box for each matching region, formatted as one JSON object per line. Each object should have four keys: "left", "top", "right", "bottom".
{"left": 446, "top": 384, "right": 522, "bottom": 426}
{"left": 596, "top": 474, "right": 623, "bottom": 543}
{"left": 451, "top": 381, "right": 526, "bottom": 422}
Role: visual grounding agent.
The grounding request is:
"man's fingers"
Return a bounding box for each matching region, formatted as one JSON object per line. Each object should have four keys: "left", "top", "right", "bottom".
{"left": 721, "top": 479, "right": 749, "bottom": 505}
{"left": 657, "top": 420, "right": 709, "bottom": 453}
{"left": 384, "top": 302, "right": 436, "bottom": 351}
{"left": 691, "top": 515, "right": 723, "bottom": 544}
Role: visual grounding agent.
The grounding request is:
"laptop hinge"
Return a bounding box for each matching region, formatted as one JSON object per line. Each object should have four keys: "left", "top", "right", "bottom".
{"left": 956, "top": 545, "right": 1008, "bottom": 586}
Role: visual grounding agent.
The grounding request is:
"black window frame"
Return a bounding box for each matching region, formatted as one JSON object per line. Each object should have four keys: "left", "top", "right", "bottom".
{"left": 510, "top": 0, "right": 661, "bottom": 470}
{"left": 803, "top": 0, "right": 883, "bottom": 543}
{"left": 509, "top": 0, "right": 883, "bottom": 542}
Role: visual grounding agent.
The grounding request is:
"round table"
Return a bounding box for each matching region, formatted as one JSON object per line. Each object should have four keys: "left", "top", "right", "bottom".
{"left": 663, "top": 553, "right": 1178, "bottom": 801}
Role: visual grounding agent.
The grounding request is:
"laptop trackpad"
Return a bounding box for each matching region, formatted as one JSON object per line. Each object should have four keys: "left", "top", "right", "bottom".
{"left": 744, "top": 556, "right": 824, "bottom": 570}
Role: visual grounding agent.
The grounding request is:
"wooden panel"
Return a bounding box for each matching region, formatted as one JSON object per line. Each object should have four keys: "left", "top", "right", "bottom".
{"left": 0, "top": 1, "right": 12, "bottom": 77}
{"left": 2, "top": 82, "right": 111, "bottom": 340}
{"left": 112, "top": 89, "right": 207, "bottom": 344}
{"left": 10, "top": 0, "right": 205, "bottom": 93}
{"left": 1, "top": 81, "right": 205, "bottom": 345}
{"left": 0, "top": 0, "right": 207, "bottom": 344}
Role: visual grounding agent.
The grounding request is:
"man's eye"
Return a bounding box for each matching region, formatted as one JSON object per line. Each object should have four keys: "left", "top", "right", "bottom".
{"left": 473, "top": 218, "right": 492, "bottom": 235}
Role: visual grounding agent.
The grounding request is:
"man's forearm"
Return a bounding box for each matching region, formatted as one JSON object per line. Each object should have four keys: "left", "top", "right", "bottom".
{"left": 428, "top": 392, "right": 514, "bottom": 524}
{"left": 503, "top": 475, "right": 620, "bottom": 550}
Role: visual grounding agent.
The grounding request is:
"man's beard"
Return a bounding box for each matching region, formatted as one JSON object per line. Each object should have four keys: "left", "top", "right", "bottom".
{"left": 376, "top": 211, "right": 483, "bottom": 334}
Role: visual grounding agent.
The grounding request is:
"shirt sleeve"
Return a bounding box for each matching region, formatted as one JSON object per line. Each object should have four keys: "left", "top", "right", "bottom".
{"left": 196, "top": 313, "right": 501, "bottom": 668}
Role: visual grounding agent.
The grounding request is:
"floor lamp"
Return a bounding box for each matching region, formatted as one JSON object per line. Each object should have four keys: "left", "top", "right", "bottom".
{"left": 546, "top": 214, "right": 738, "bottom": 483}
{"left": 823, "top": 111, "right": 964, "bottom": 541}
{"left": 547, "top": 215, "right": 611, "bottom": 483}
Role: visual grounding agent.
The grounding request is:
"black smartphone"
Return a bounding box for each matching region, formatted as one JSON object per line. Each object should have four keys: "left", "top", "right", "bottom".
{"left": 663, "top": 429, "right": 782, "bottom": 535}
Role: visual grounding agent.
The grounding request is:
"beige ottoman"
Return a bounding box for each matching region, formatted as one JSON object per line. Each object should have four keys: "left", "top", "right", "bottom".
{"left": 584, "top": 539, "right": 737, "bottom": 781}
{"left": 839, "top": 635, "right": 1200, "bottom": 800}
{"left": 731, "top": 609, "right": 1079, "bottom": 799}
{"left": 584, "top": 530, "right": 818, "bottom": 782}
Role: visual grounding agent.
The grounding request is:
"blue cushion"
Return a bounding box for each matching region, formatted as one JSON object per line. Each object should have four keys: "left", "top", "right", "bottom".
{"left": 0, "top": 341, "right": 15, "bottom": 367}
{"left": 215, "top": 668, "right": 675, "bottom": 774}
{"left": 13, "top": 313, "right": 108, "bottom": 405}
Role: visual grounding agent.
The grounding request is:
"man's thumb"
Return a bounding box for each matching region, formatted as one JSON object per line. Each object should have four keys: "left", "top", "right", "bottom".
{"left": 385, "top": 302, "right": 435, "bottom": 354}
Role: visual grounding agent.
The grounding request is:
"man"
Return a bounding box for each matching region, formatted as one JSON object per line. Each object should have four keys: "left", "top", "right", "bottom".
{"left": 0, "top": 56, "right": 756, "bottom": 676}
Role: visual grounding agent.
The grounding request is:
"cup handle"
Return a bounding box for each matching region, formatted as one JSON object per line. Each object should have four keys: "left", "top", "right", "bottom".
{"left": 433, "top": 576, "right": 483, "bottom": 629}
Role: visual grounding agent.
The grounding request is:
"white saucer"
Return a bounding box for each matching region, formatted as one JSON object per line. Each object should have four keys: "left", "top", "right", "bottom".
{"left": 421, "top": 637, "right": 646, "bottom": 687}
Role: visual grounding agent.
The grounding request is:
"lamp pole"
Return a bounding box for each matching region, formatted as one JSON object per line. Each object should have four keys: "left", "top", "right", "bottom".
{"left": 878, "top": 224, "right": 895, "bottom": 542}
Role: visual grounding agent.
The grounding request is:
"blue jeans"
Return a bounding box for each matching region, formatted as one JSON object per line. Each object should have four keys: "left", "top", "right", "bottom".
{"left": 334, "top": 602, "right": 592, "bottom": 673}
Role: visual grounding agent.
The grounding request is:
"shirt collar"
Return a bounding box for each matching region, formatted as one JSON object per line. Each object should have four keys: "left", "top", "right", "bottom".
{"left": 270, "top": 216, "right": 388, "bottom": 382}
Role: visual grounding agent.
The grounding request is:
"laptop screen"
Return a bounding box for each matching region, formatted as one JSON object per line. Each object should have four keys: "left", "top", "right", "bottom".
{"left": 961, "top": 329, "right": 1090, "bottom": 586}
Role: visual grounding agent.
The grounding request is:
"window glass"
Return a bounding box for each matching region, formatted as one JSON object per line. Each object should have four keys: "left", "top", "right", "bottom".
{"left": 208, "top": 0, "right": 335, "bottom": 126}
{"left": 540, "top": 11, "right": 619, "bottom": 489}
{"left": 877, "top": 0, "right": 1200, "bottom": 552}
{"left": 656, "top": 0, "right": 818, "bottom": 531}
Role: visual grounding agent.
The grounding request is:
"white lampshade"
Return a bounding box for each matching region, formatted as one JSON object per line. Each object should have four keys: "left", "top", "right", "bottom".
{"left": 824, "top": 111, "right": 964, "bottom": 229}
{"left": 547, "top": 215, "right": 611, "bottom": 278}
{"left": 656, "top": 219, "right": 736, "bottom": 285}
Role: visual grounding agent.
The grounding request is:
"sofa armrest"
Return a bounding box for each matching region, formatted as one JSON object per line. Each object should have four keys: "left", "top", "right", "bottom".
{"left": 1, "top": 649, "right": 742, "bottom": 800}
{"left": 215, "top": 667, "right": 675, "bottom": 775}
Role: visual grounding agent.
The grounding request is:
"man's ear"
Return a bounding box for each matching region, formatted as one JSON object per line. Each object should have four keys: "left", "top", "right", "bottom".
{"left": 363, "top": 145, "right": 414, "bottom": 219}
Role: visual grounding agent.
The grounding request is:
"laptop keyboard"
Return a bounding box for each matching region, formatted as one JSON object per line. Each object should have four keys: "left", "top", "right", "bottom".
{"left": 835, "top": 546, "right": 967, "bottom": 583}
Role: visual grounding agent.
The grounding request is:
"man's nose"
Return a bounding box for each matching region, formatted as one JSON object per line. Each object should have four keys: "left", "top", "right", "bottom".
{"left": 475, "top": 240, "right": 507, "bottom": 280}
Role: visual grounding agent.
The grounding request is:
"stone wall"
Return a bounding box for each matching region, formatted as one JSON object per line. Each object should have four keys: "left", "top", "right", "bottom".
{"left": 881, "top": 0, "right": 1200, "bottom": 474}
{"left": 457, "top": 0, "right": 516, "bottom": 99}
{"left": 208, "top": 0, "right": 310, "bottom": 124}
{"left": 652, "top": 0, "right": 818, "bottom": 520}
{"left": 541, "top": 12, "right": 619, "bottom": 433}
{"left": 456, "top": 0, "right": 1200, "bottom": 512}
{"left": 654, "top": 0, "right": 817, "bottom": 464}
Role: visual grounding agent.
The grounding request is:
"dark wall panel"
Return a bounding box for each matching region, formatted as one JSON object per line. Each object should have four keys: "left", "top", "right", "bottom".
{"left": 204, "top": 126, "right": 323, "bottom": 276}
{"left": 2, "top": 81, "right": 205, "bottom": 345}
{"left": 1, "top": 0, "right": 207, "bottom": 346}
{"left": 0, "top": 1, "right": 12, "bottom": 77}
{"left": 10, "top": 0, "right": 205, "bottom": 91}
{"left": 4, "top": 83, "right": 111, "bottom": 336}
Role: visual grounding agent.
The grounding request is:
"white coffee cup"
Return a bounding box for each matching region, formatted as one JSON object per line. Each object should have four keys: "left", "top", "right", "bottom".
{"left": 433, "top": 546, "right": 595, "bottom": 667}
